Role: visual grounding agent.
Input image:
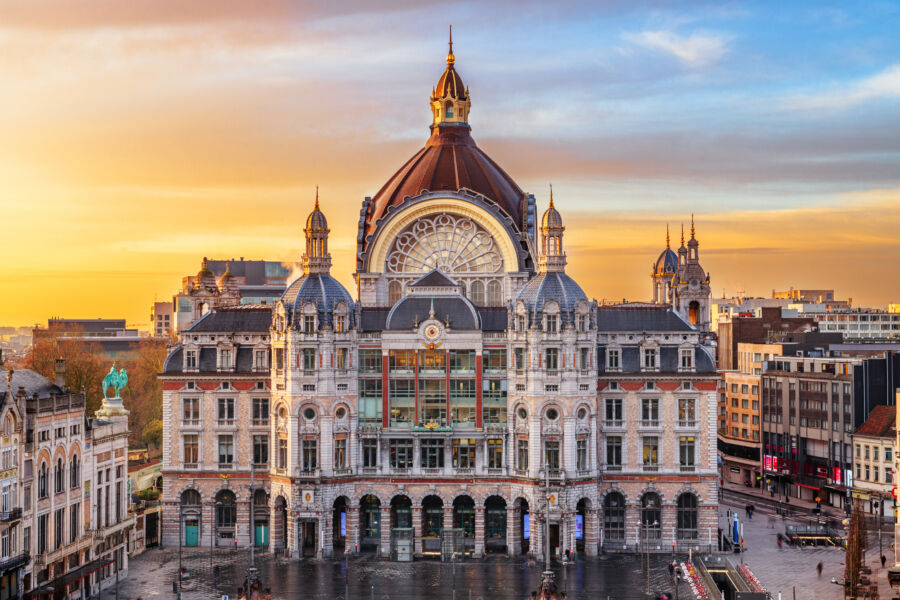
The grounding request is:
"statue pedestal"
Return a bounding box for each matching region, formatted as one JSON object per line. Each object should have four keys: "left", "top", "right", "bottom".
{"left": 96, "top": 396, "right": 129, "bottom": 421}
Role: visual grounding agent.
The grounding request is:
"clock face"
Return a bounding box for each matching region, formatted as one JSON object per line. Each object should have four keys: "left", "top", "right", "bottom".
{"left": 424, "top": 324, "right": 441, "bottom": 341}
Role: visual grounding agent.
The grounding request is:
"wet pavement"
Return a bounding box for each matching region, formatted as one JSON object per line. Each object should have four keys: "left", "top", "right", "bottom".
{"left": 108, "top": 547, "right": 693, "bottom": 600}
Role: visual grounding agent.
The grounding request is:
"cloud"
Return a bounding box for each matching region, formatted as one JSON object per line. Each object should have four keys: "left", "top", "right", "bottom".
{"left": 783, "top": 63, "right": 900, "bottom": 111}
{"left": 623, "top": 29, "right": 731, "bottom": 68}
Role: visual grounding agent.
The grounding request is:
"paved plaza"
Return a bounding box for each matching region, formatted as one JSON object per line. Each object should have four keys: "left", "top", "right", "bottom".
{"left": 103, "top": 548, "right": 692, "bottom": 600}
{"left": 719, "top": 489, "right": 896, "bottom": 599}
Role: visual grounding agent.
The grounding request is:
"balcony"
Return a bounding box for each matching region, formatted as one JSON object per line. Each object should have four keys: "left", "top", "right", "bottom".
{"left": 677, "top": 420, "right": 698, "bottom": 428}
{"left": 0, "top": 508, "right": 21, "bottom": 522}
{"left": 680, "top": 465, "right": 696, "bottom": 473}
{"left": 250, "top": 419, "right": 269, "bottom": 428}
{"left": 642, "top": 464, "right": 659, "bottom": 472}
{"left": 0, "top": 552, "right": 29, "bottom": 573}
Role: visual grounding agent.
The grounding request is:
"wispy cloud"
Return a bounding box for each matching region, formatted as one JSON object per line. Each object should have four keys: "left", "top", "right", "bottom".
{"left": 783, "top": 63, "right": 900, "bottom": 111}
{"left": 622, "top": 29, "right": 731, "bottom": 68}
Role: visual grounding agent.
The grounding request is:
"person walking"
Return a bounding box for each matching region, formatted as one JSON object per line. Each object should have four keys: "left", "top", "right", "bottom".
{"left": 816, "top": 562, "right": 823, "bottom": 577}
{"left": 881, "top": 554, "right": 887, "bottom": 568}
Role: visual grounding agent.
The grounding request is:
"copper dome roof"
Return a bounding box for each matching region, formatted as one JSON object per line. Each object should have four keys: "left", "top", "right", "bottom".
{"left": 434, "top": 65, "right": 467, "bottom": 100}
{"left": 364, "top": 126, "right": 526, "bottom": 239}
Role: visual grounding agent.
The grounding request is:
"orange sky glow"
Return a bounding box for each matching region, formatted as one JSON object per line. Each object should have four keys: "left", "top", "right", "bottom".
{"left": 1, "top": 1, "right": 899, "bottom": 329}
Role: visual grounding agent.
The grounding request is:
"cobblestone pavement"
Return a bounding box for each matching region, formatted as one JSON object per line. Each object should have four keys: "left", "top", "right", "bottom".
{"left": 720, "top": 493, "right": 897, "bottom": 599}
{"left": 104, "top": 547, "right": 692, "bottom": 600}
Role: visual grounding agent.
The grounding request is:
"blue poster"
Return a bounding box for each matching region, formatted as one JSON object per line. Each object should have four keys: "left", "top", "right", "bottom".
{"left": 523, "top": 514, "right": 530, "bottom": 540}
{"left": 732, "top": 515, "right": 739, "bottom": 544}
{"left": 575, "top": 515, "right": 584, "bottom": 540}
{"left": 340, "top": 512, "right": 346, "bottom": 537}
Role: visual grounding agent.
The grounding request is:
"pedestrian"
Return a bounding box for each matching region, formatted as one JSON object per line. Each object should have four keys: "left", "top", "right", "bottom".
{"left": 882, "top": 554, "right": 887, "bottom": 568}
{"left": 816, "top": 562, "right": 823, "bottom": 577}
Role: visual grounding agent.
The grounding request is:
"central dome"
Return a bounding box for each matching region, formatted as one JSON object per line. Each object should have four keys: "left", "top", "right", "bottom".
{"left": 362, "top": 33, "right": 527, "bottom": 243}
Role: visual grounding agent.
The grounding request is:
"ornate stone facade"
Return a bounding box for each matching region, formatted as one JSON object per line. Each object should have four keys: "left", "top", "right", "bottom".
{"left": 160, "top": 38, "right": 719, "bottom": 560}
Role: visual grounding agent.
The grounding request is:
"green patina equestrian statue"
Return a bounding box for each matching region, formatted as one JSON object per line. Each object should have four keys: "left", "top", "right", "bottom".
{"left": 101, "top": 363, "right": 128, "bottom": 399}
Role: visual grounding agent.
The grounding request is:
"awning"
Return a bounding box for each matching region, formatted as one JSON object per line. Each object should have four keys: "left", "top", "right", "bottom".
{"left": 26, "top": 558, "right": 115, "bottom": 598}
{"left": 794, "top": 483, "right": 820, "bottom": 491}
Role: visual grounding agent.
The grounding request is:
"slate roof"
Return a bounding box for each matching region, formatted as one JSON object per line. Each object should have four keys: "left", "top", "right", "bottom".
{"left": 281, "top": 273, "right": 354, "bottom": 328}
{"left": 162, "top": 346, "right": 264, "bottom": 375}
{"left": 410, "top": 270, "right": 458, "bottom": 288}
{"left": 187, "top": 307, "right": 272, "bottom": 332}
{"left": 385, "top": 296, "right": 480, "bottom": 330}
{"left": 596, "top": 306, "right": 695, "bottom": 332}
{"left": 517, "top": 271, "right": 588, "bottom": 320}
{"left": 855, "top": 405, "right": 896, "bottom": 438}
{"left": 0, "top": 369, "right": 62, "bottom": 400}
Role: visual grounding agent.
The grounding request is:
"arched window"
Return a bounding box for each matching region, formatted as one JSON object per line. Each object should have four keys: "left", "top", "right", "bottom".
{"left": 388, "top": 281, "right": 402, "bottom": 306}
{"left": 603, "top": 492, "right": 625, "bottom": 541}
{"left": 487, "top": 280, "right": 502, "bottom": 306}
{"left": 215, "top": 490, "right": 236, "bottom": 530}
{"left": 38, "top": 462, "right": 48, "bottom": 499}
{"left": 70, "top": 454, "right": 80, "bottom": 489}
{"left": 181, "top": 489, "right": 201, "bottom": 507}
{"left": 55, "top": 458, "right": 64, "bottom": 494}
{"left": 641, "top": 493, "right": 662, "bottom": 540}
{"left": 688, "top": 301, "right": 700, "bottom": 325}
{"left": 676, "top": 493, "right": 698, "bottom": 540}
{"left": 470, "top": 280, "right": 485, "bottom": 306}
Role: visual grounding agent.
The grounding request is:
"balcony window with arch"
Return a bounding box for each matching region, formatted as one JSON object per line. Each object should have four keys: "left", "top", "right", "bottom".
{"left": 55, "top": 458, "right": 64, "bottom": 495}
{"left": 676, "top": 493, "right": 698, "bottom": 539}
{"left": 38, "top": 462, "right": 48, "bottom": 499}
{"left": 70, "top": 455, "right": 80, "bottom": 489}
{"left": 603, "top": 492, "right": 626, "bottom": 541}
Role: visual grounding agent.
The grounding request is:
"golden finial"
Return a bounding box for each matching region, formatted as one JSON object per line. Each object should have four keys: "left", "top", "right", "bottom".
{"left": 314, "top": 185, "right": 320, "bottom": 210}
{"left": 447, "top": 25, "right": 455, "bottom": 65}
{"left": 681, "top": 224, "right": 685, "bottom": 245}
{"left": 549, "top": 183, "right": 554, "bottom": 209}
{"left": 666, "top": 224, "right": 670, "bottom": 249}
{"left": 690, "top": 213, "right": 695, "bottom": 237}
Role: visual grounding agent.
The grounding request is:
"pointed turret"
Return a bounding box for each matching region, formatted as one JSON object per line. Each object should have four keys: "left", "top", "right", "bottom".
{"left": 430, "top": 25, "right": 471, "bottom": 128}
{"left": 302, "top": 187, "right": 332, "bottom": 275}
{"left": 538, "top": 185, "right": 566, "bottom": 272}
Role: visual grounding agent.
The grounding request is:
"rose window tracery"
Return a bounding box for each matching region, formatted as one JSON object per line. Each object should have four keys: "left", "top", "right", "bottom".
{"left": 386, "top": 213, "right": 503, "bottom": 274}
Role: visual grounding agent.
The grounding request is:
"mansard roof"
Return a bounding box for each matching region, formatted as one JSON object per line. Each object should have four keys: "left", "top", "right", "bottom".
{"left": 596, "top": 306, "right": 694, "bottom": 332}
{"left": 187, "top": 306, "right": 272, "bottom": 332}
{"left": 0, "top": 369, "right": 62, "bottom": 401}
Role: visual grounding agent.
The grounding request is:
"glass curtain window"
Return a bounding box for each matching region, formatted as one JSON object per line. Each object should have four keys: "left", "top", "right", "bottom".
{"left": 482, "top": 379, "right": 508, "bottom": 424}
{"left": 389, "top": 379, "right": 415, "bottom": 427}
{"left": 359, "top": 379, "right": 383, "bottom": 423}
{"left": 419, "top": 379, "right": 447, "bottom": 426}
{"left": 450, "top": 380, "right": 477, "bottom": 426}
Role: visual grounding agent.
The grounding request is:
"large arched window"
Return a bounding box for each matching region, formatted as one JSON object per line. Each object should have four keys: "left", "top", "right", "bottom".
{"left": 688, "top": 301, "right": 700, "bottom": 325}
{"left": 603, "top": 492, "right": 625, "bottom": 541}
{"left": 181, "top": 489, "right": 202, "bottom": 507}
{"left": 641, "top": 493, "right": 662, "bottom": 540}
{"left": 385, "top": 214, "right": 503, "bottom": 275}
{"left": 676, "top": 493, "right": 698, "bottom": 540}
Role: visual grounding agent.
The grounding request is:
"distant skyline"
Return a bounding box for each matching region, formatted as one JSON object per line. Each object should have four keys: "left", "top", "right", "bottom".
{"left": 1, "top": 0, "right": 899, "bottom": 328}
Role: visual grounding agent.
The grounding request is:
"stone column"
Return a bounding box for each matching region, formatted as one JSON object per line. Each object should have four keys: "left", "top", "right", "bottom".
{"left": 237, "top": 499, "right": 251, "bottom": 548}
{"left": 474, "top": 507, "right": 485, "bottom": 556}
{"left": 585, "top": 509, "right": 599, "bottom": 556}
{"left": 380, "top": 506, "right": 391, "bottom": 556}
{"left": 323, "top": 508, "right": 334, "bottom": 558}
{"left": 270, "top": 504, "right": 282, "bottom": 552}
{"left": 531, "top": 513, "right": 543, "bottom": 559}
{"left": 345, "top": 504, "right": 359, "bottom": 554}
{"left": 506, "top": 507, "right": 519, "bottom": 556}
{"left": 204, "top": 501, "right": 215, "bottom": 548}
{"left": 412, "top": 507, "right": 423, "bottom": 555}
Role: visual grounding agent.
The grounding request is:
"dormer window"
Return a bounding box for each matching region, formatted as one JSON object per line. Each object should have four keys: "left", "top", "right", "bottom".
{"left": 607, "top": 348, "right": 620, "bottom": 371}
{"left": 219, "top": 349, "right": 232, "bottom": 370}
{"left": 576, "top": 314, "right": 587, "bottom": 332}
{"left": 303, "top": 315, "right": 316, "bottom": 334}
{"left": 545, "top": 314, "right": 558, "bottom": 333}
{"left": 445, "top": 103, "right": 454, "bottom": 119}
{"left": 643, "top": 348, "right": 658, "bottom": 370}
{"left": 516, "top": 315, "right": 527, "bottom": 331}
{"left": 185, "top": 350, "right": 198, "bottom": 370}
{"left": 680, "top": 348, "right": 694, "bottom": 371}
{"left": 254, "top": 350, "right": 267, "bottom": 371}
{"left": 335, "top": 315, "right": 346, "bottom": 333}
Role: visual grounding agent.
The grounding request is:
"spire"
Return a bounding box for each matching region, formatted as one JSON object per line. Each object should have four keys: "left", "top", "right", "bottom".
{"left": 666, "top": 224, "right": 670, "bottom": 249}
{"left": 690, "top": 213, "right": 695, "bottom": 239}
{"left": 314, "top": 185, "right": 320, "bottom": 211}
{"left": 447, "top": 25, "right": 455, "bottom": 66}
{"left": 680, "top": 224, "right": 685, "bottom": 246}
{"left": 548, "top": 183, "right": 554, "bottom": 209}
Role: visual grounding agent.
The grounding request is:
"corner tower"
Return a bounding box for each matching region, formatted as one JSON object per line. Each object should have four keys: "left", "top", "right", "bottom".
{"left": 672, "top": 216, "right": 711, "bottom": 331}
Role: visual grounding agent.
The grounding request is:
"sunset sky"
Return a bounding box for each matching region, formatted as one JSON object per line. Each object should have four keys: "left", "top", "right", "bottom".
{"left": 1, "top": 0, "right": 899, "bottom": 329}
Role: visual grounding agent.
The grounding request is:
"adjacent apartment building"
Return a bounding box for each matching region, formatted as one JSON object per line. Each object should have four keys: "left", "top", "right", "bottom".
{"left": 0, "top": 366, "right": 133, "bottom": 599}
{"left": 851, "top": 405, "right": 895, "bottom": 518}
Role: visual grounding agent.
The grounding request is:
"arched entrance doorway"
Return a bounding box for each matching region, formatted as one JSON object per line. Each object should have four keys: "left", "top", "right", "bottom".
{"left": 215, "top": 490, "right": 236, "bottom": 547}
{"left": 484, "top": 496, "right": 507, "bottom": 554}
{"left": 333, "top": 497, "right": 348, "bottom": 552}
{"left": 515, "top": 498, "right": 530, "bottom": 554}
{"left": 359, "top": 495, "right": 381, "bottom": 552}
{"left": 180, "top": 489, "right": 201, "bottom": 547}
{"left": 641, "top": 492, "right": 662, "bottom": 545}
{"left": 453, "top": 496, "right": 475, "bottom": 554}
{"left": 253, "top": 489, "right": 269, "bottom": 548}
{"left": 391, "top": 495, "right": 412, "bottom": 529}
{"left": 575, "top": 498, "right": 590, "bottom": 553}
{"left": 421, "top": 495, "right": 443, "bottom": 555}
